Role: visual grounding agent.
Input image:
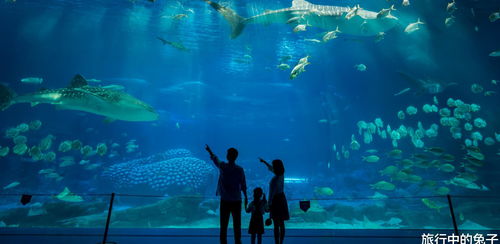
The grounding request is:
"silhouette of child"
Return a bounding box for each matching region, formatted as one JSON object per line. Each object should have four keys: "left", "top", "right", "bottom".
{"left": 245, "top": 187, "right": 268, "bottom": 244}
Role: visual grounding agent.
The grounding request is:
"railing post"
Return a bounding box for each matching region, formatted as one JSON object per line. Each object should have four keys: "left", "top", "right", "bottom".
{"left": 446, "top": 194, "right": 459, "bottom": 235}
{"left": 102, "top": 193, "right": 115, "bottom": 244}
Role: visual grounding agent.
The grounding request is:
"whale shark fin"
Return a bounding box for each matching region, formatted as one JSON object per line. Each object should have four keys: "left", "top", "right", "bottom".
{"left": 203, "top": 0, "right": 246, "bottom": 39}
{"left": 69, "top": 74, "right": 88, "bottom": 88}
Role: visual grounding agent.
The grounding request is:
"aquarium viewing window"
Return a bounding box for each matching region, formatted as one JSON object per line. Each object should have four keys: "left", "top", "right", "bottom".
{"left": 0, "top": 0, "right": 499, "bottom": 243}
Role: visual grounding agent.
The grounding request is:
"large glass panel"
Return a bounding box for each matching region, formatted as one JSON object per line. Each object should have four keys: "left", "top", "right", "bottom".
{"left": 0, "top": 0, "right": 498, "bottom": 234}
{"left": 0, "top": 194, "right": 109, "bottom": 228}
{"left": 109, "top": 194, "right": 219, "bottom": 228}
{"left": 452, "top": 196, "right": 500, "bottom": 230}
{"left": 287, "top": 196, "right": 454, "bottom": 230}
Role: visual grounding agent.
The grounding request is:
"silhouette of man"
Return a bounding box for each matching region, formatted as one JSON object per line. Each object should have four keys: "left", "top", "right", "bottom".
{"left": 206, "top": 145, "right": 248, "bottom": 244}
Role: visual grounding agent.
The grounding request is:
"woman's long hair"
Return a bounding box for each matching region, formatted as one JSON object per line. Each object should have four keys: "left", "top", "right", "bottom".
{"left": 272, "top": 159, "right": 285, "bottom": 176}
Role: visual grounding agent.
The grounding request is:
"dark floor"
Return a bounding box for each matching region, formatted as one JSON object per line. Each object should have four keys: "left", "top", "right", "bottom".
{"left": 1, "top": 228, "right": 481, "bottom": 244}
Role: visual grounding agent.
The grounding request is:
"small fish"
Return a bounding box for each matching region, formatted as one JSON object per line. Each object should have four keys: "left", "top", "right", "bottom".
{"left": 422, "top": 198, "right": 446, "bottom": 212}
{"left": 393, "top": 88, "right": 411, "bottom": 96}
{"left": 492, "top": 80, "right": 498, "bottom": 85}
{"left": 304, "top": 38, "right": 321, "bottom": 43}
{"left": 425, "top": 147, "right": 444, "bottom": 155}
{"left": 446, "top": 0, "right": 457, "bottom": 14}
{"left": 375, "top": 32, "right": 385, "bottom": 42}
{"left": 399, "top": 159, "right": 414, "bottom": 168}
{"left": 354, "top": 64, "right": 367, "bottom": 72}
{"left": 489, "top": 51, "right": 500, "bottom": 57}
{"left": 322, "top": 27, "right": 341, "bottom": 42}
{"left": 290, "top": 56, "right": 310, "bottom": 80}
{"left": 55, "top": 187, "right": 83, "bottom": 202}
{"left": 404, "top": 18, "right": 424, "bottom": 34}
{"left": 413, "top": 153, "right": 428, "bottom": 160}
{"left": 467, "top": 150, "right": 484, "bottom": 161}
{"left": 420, "top": 180, "right": 437, "bottom": 188}
{"left": 388, "top": 149, "right": 403, "bottom": 157}
{"left": 379, "top": 165, "right": 399, "bottom": 176}
{"left": 172, "top": 14, "right": 188, "bottom": 20}
{"left": 434, "top": 186, "right": 450, "bottom": 195}
{"left": 314, "top": 186, "right": 334, "bottom": 196}
{"left": 370, "top": 181, "right": 395, "bottom": 191}
{"left": 439, "top": 163, "right": 455, "bottom": 172}
{"left": 157, "top": 37, "right": 189, "bottom": 52}
{"left": 175, "top": 122, "right": 180, "bottom": 129}
{"left": 79, "top": 160, "right": 90, "bottom": 165}
{"left": 318, "top": 119, "right": 328, "bottom": 123}
{"left": 441, "top": 153, "right": 455, "bottom": 162}
{"left": 38, "top": 169, "right": 55, "bottom": 174}
{"left": 0, "top": 146, "right": 10, "bottom": 157}
{"left": 363, "top": 155, "right": 380, "bottom": 163}
{"left": 465, "top": 156, "right": 484, "bottom": 167}
{"left": 433, "top": 96, "right": 438, "bottom": 105}
{"left": 86, "top": 78, "right": 101, "bottom": 83}
{"left": 286, "top": 16, "right": 302, "bottom": 24}
{"left": 445, "top": 16, "right": 455, "bottom": 27}
{"left": 293, "top": 24, "right": 307, "bottom": 33}
{"left": 490, "top": 12, "right": 500, "bottom": 22}
{"left": 484, "top": 91, "right": 496, "bottom": 96}
{"left": 402, "top": 0, "right": 410, "bottom": 7}
{"left": 3, "top": 181, "right": 20, "bottom": 189}
{"left": 21, "top": 77, "right": 43, "bottom": 84}
{"left": 377, "top": 5, "right": 396, "bottom": 19}
{"left": 277, "top": 63, "right": 290, "bottom": 70}
{"left": 371, "top": 191, "right": 388, "bottom": 199}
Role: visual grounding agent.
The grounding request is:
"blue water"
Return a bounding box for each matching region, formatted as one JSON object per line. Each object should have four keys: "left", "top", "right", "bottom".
{"left": 0, "top": 0, "right": 499, "bottom": 230}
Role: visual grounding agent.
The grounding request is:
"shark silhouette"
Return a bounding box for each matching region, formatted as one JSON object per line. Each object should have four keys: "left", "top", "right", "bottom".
{"left": 396, "top": 71, "right": 458, "bottom": 95}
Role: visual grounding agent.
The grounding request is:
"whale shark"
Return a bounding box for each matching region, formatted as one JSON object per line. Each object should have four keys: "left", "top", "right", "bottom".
{"left": 0, "top": 74, "right": 159, "bottom": 122}
{"left": 203, "top": 0, "right": 399, "bottom": 39}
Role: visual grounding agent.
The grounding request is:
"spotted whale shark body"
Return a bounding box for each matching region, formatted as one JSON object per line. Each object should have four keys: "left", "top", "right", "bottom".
{"left": 0, "top": 75, "right": 158, "bottom": 122}
{"left": 204, "top": 0, "right": 399, "bottom": 38}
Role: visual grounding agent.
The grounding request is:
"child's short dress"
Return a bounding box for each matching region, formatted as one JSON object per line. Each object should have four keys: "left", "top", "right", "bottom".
{"left": 248, "top": 200, "right": 266, "bottom": 234}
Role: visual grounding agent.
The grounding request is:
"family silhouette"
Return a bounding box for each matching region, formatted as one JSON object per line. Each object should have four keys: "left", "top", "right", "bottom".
{"left": 205, "top": 145, "right": 289, "bottom": 244}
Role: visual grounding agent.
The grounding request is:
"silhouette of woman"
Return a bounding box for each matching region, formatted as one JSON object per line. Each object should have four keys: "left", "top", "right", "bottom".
{"left": 259, "top": 158, "right": 289, "bottom": 244}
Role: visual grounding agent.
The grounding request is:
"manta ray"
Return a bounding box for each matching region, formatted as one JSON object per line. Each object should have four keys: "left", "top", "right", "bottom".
{"left": 203, "top": 0, "right": 399, "bottom": 38}
{"left": 0, "top": 74, "right": 159, "bottom": 121}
